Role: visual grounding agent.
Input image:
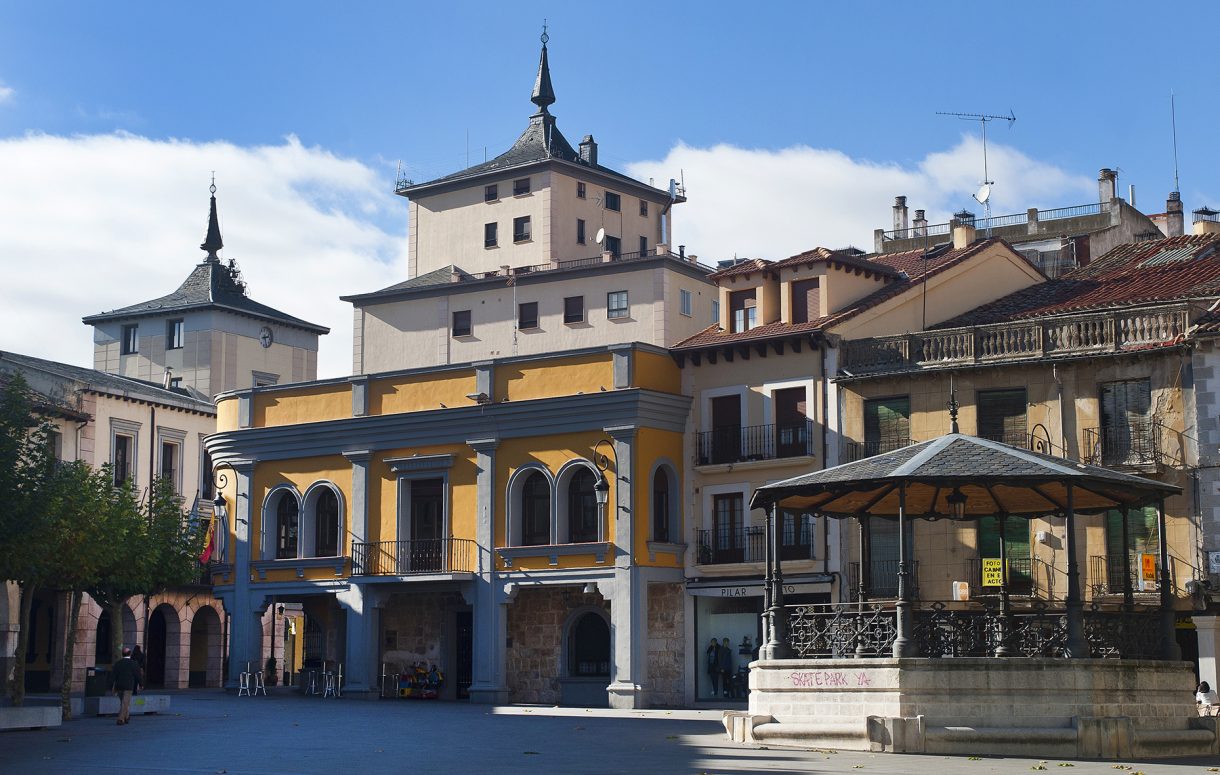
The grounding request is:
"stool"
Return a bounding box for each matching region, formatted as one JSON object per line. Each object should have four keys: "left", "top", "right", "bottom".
{"left": 323, "top": 672, "right": 336, "bottom": 698}
{"left": 238, "top": 670, "right": 251, "bottom": 697}
{"left": 306, "top": 670, "right": 319, "bottom": 696}
{"left": 253, "top": 670, "right": 267, "bottom": 696}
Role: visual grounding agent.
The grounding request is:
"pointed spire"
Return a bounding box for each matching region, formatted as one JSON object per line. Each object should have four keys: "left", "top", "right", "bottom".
{"left": 531, "top": 23, "right": 555, "bottom": 113}
{"left": 201, "top": 175, "right": 223, "bottom": 261}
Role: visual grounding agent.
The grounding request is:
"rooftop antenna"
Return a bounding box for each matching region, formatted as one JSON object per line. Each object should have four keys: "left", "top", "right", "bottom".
{"left": 1171, "top": 92, "right": 1181, "bottom": 193}
{"left": 937, "top": 109, "right": 1016, "bottom": 237}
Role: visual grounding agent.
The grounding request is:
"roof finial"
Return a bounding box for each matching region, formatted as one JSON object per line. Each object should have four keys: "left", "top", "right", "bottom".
{"left": 201, "top": 176, "right": 223, "bottom": 260}
{"left": 948, "top": 376, "right": 960, "bottom": 434}
{"left": 531, "top": 22, "right": 556, "bottom": 113}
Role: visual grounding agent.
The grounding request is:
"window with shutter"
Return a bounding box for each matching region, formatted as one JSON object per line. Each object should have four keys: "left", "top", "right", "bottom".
{"left": 863, "top": 397, "right": 910, "bottom": 456}
{"left": 1100, "top": 379, "right": 1152, "bottom": 465}
{"left": 1103, "top": 506, "right": 1159, "bottom": 591}
{"left": 977, "top": 516, "right": 1032, "bottom": 590}
{"left": 977, "top": 388, "right": 1027, "bottom": 446}
{"left": 790, "top": 278, "right": 820, "bottom": 324}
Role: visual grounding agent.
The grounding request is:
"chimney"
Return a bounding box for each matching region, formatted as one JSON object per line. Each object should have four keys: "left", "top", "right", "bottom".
{"left": 951, "top": 210, "right": 977, "bottom": 249}
{"left": 1193, "top": 207, "right": 1220, "bottom": 235}
{"left": 893, "top": 196, "right": 909, "bottom": 232}
{"left": 579, "top": 135, "right": 598, "bottom": 166}
{"left": 1098, "top": 168, "right": 1117, "bottom": 203}
{"left": 913, "top": 209, "right": 927, "bottom": 237}
{"left": 1167, "top": 192, "right": 1184, "bottom": 237}
{"left": 163, "top": 369, "right": 173, "bottom": 389}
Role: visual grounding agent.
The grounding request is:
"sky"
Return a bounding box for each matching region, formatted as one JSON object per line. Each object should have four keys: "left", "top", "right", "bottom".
{"left": 2, "top": 2, "right": 1219, "bottom": 379}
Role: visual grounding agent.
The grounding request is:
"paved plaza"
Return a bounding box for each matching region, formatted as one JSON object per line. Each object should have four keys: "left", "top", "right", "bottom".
{"left": 1, "top": 691, "right": 1218, "bottom": 774}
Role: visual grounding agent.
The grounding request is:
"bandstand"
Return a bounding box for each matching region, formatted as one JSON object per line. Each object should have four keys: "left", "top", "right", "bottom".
{"left": 725, "top": 418, "right": 1220, "bottom": 759}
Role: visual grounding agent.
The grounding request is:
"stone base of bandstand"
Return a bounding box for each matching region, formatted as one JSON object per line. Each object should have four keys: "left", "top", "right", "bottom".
{"left": 724, "top": 658, "right": 1220, "bottom": 759}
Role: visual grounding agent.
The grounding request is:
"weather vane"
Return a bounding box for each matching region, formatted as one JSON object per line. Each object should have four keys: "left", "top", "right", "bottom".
{"left": 541, "top": 20, "right": 549, "bottom": 45}
{"left": 210, "top": 171, "right": 216, "bottom": 195}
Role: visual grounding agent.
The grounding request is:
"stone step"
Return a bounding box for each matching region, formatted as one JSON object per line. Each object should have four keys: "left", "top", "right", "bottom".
{"left": 84, "top": 695, "right": 171, "bottom": 717}
{"left": 0, "top": 706, "right": 62, "bottom": 731}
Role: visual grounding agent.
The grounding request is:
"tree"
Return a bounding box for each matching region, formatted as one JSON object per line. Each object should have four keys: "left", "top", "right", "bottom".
{"left": 0, "top": 372, "right": 57, "bottom": 706}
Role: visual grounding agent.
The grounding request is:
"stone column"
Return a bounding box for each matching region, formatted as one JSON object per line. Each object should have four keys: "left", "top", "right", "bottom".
{"left": 221, "top": 459, "right": 265, "bottom": 689}
{"left": 344, "top": 450, "right": 373, "bottom": 559}
{"left": 1196, "top": 616, "right": 1220, "bottom": 690}
{"left": 337, "top": 584, "right": 382, "bottom": 697}
{"left": 466, "top": 437, "right": 509, "bottom": 704}
{"left": 604, "top": 425, "right": 647, "bottom": 709}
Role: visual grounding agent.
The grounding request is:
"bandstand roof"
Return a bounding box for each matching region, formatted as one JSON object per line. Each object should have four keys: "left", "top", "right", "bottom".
{"left": 750, "top": 433, "right": 1180, "bottom": 519}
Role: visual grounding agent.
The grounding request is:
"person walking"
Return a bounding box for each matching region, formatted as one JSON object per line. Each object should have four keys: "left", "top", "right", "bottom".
{"left": 705, "top": 638, "right": 721, "bottom": 697}
{"left": 110, "top": 647, "right": 143, "bottom": 725}
{"left": 718, "top": 637, "right": 733, "bottom": 699}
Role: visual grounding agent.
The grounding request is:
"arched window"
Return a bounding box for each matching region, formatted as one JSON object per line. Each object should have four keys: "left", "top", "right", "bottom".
{"left": 521, "top": 472, "right": 550, "bottom": 546}
{"left": 314, "top": 488, "right": 339, "bottom": 557}
{"left": 276, "top": 494, "right": 299, "bottom": 559}
{"left": 652, "top": 467, "right": 672, "bottom": 542}
{"left": 567, "top": 467, "right": 599, "bottom": 543}
{"left": 568, "top": 611, "right": 610, "bottom": 677}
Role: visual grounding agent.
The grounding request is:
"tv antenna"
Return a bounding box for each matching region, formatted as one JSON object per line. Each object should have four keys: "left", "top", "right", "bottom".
{"left": 937, "top": 109, "right": 1016, "bottom": 236}
{"left": 1170, "top": 92, "right": 1181, "bottom": 193}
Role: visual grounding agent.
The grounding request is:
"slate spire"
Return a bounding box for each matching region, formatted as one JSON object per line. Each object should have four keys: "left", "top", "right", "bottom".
{"left": 200, "top": 177, "right": 223, "bottom": 261}
{"left": 531, "top": 25, "right": 555, "bottom": 113}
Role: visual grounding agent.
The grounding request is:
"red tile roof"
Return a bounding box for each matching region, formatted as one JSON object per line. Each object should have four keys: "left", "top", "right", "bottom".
{"left": 708, "top": 258, "right": 771, "bottom": 280}
{"left": 943, "top": 234, "right": 1220, "bottom": 327}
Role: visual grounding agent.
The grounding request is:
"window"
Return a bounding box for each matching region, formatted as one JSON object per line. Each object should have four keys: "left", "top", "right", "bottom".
{"left": 863, "top": 396, "right": 911, "bottom": 457}
{"left": 513, "top": 215, "right": 531, "bottom": 242}
{"left": 639, "top": 199, "right": 648, "bottom": 217}
{"left": 1099, "top": 378, "right": 1153, "bottom": 466}
{"left": 567, "top": 467, "right": 599, "bottom": 543}
{"left": 276, "top": 494, "right": 299, "bottom": 559}
{"left": 712, "top": 493, "right": 744, "bottom": 563}
{"left": 564, "top": 296, "right": 584, "bottom": 324}
{"left": 680, "top": 289, "right": 693, "bottom": 317}
{"left": 159, "top": 440, "right": 179, "bottom": 492}
{"left": 121, "top": 324, "right": 138, "bottom": 355}
{"left": 513, "top": 178, "right": 530, "bottom": 196}
{"left": 977, "top": 388, "right": 1027, "bottom": 446}
{"left": 604, "top": 191, "right": 621, "bottom": 211}
{"left": 865, "top": 518, "right": 900, "bottom": 597}
{"left": 977, "top": 516, "right": 1032, "bottom": 592}
{"left": 166, "top": 319, "right": 184, "bottom": 350}
{"left": 201, "top": 449, "right": 214, "bottom": 499}
{"left": 518, "top": 301, "right": 538, "bottom": 330}
{"left": 484, "top": 222, "right": 498, "bottom": 248}
{"left": 521, "top": 471, "right": 550, "bottom": 546}
{"left": 604, "top": 234, "right": 620, "bottom": 258}
{"left": 314, "top": 488, "right": 339, "bottom": 557}
{"left": 1104, "top": 506, "right": 1160, "bottom": 592}
{"left": 168, "top": 377, "right": 182, "bottom": 390}
{"left": 252, "top": 371, "right": 278, "bottom": 388}
{"left": 790, "top": 278, "right": 821, "bottom": 325}
{"left": 452, "top": 310, "right": 472, "bottom": 337}
{"left": 48, "top": 430, "right": 62, "bottom": 461}
{"left": 639, "top": 236, "right": 648, "bottom": 255}
{"left": 484, "top": 184, "right": 498, "bottom": 202}
{"left": 577, "top": 182, "right": 586, "bottom": 199}
{"left": 607, "top": 290, "right": 629, "bottom": 320}
{"left": 780, "top": 509, "right": 816, "bottom": 561}
{"left": 408, "top": 478, "right": 445, "bottom": 571}
{"left": 113, "top": 434, "right": 133, "bottom": 486}
{"left": 568, "top": 612, "right": 610, "bottom": 677}
{"left": 729, "top": 290, "right": 757, "bottom": 333}
{"left": 712, "top": 299, "right": 721, "bottom": 325}
{"left": 652, "top": 468, "right": 672, "bottom": 542}
{"left": 576, "top": 218, "right": 586, "bottom": 245}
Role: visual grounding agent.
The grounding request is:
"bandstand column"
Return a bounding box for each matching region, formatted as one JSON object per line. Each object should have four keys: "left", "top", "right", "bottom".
{"left": 893, "top": 484, "right": 916, "bottom": 658}
{"left": 994, "top": 512, "right": 1014, "bottom": 657}
{"left": 1063, "top": 485, "right": 1087, "bottom": 658}
{"left": 761, "top": 503, "right": 792, "bottom": 659}
{"left": 1157, "top": 497, "right": 1181, "bottom": 661}
{"left": 855, "top": 515, "right": 869, "bottom": 658}
{"left": 1121, "top": 506, "right": 1134, "bottom": 611}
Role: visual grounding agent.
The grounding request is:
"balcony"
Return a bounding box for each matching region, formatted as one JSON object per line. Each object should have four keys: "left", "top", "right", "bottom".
{"left": 966, "top": 556, "right": 1035, "bottom": 596}
{"left": 695, "top": 421, "right": 815, "bottom": 466}
{"left": 1082, "top": 421, "right": 1161, "bottom": 469}
{"left": 843, "top": 437, "right": 913, "bottom": 463}
{"left": 352, "top": 538, "right": 476, "bottom": 576}
{"left": 839, "top": 305, "right": 1190, "bottom": 377}
{"left": 846, "top": 560, "right": 920, "bottom": 601}
{"left": 1088, "top": 554, "right": 1170, "bottom": 597}
{"left": 695, "top": 525, "right": 815, "bottom": 566}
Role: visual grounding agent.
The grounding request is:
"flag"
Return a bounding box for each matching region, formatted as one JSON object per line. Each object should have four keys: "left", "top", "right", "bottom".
{"left": 199, "top": 518, "right": 215, "bottom": 565}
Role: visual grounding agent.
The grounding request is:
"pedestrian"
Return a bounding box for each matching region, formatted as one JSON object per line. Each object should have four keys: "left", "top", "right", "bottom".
{"left": 131, "top": 645, "right": 145, "bottom": 695}
{"left": 718, "top": 637, "right": 733, "bottom": 699}
{"left": 1197, "top": 680, "right": 1219, "bottom": 716}
{"left": 110, "top": 646, "right": 143, "bottom": 726}
{"left": 705, "top": 638, "right": 721, "bottom": 697}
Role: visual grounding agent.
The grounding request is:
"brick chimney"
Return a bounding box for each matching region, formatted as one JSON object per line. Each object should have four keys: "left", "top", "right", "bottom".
{"left": 893, "top": 196, "right": 909, "bottom": 232}
{"left": 913, "top": 209, "right": 927, "bottom": 237}
{"left": 1167, "top": 192, "right": 1184, "bottom": 237}
{"left": 1098, "top": 168, "right": 1117, "bottom": 203}
{"left": 579, "top": 135, "right": 598, "bottom": 166}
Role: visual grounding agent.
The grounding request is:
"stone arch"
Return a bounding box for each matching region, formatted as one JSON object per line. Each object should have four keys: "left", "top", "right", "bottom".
{"left": 505, "top": 464, "right": 554, "bottom": 546}
{"left": 561, "top": 605, "right": 611, "bottom": 679}
{"left": 146, "top": 603, "right": 184, "bottom": 688}
{"left": 301, "top": 481, "right": 345, "bottom": 558}
{"left": 648, "top": 457, "right": 680, "bottom": 543}
{"left": 188, "top": 605, "right": 223, "bottom": 688}
{"left": 261, "top": 484, "right": 302, "bottom": 560}
{"left": 555, "top": 459, "right": 601, "bottom": 544}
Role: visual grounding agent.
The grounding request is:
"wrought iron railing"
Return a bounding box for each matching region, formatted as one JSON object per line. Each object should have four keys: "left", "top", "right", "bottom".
{"left": 842, "top": 437, "right": 914, "bottom": 462}
{"left": 352, "top": 538, "right": 477, "bottom": 575}
{"left": 840, "top": 305, "right": 1190, "bottom": 376}
{"left": 967, "top": 556, "right": 1034, "bottom": 596}
{"left": 695, "top": 421, "right": 814, "bottom": 465}
{"left": 1087, "top": 554, "right": 1171, "bottom": 596}
{"left": 787, "top": 600, "right": 1161, "bottom": 659}
{"left": 846, "top": 560, "right": 919, "bottom": 601}
{"left": 1082, "top": 420, "right": 1161, "bottom": 468}
{"left": 695, "top": 522, "right": 815, "bottom": 565}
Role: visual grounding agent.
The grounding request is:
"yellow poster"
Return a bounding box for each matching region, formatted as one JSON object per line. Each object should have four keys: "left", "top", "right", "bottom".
{"left": 981, "top": 558, "right": 1003, "bottom": 587}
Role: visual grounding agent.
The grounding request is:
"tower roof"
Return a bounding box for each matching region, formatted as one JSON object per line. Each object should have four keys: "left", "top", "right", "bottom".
{"left": 201, "top": 181, "right": 224, "bottom": 259}
{"left": 531, "top": 38, "right": 556, "bottom": 112}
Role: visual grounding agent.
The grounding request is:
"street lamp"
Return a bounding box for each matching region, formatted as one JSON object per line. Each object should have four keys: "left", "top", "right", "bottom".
{"left": 593, "top": 439, "right": 617, "bottom": 543}
{"left": 946, "top": 487, "right": 968, "bottom": 521}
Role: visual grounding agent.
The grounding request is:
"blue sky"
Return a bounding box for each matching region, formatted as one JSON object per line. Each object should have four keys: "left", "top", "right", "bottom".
{"left": 1, "top": 2, "right": 1217, "bottom": 376}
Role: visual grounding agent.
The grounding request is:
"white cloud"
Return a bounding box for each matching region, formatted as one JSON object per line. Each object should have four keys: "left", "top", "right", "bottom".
{"left": 0, "top": 82, "right": 14, "bottom": 104}
{"left": 0, "top": 132, "right": 406, "bottom": 379}
{"left": 627, "top": 137, "right": 1095, "bottom": 262}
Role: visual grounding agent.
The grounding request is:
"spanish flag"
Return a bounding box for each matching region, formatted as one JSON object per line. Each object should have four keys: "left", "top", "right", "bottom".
{"left": 199, "top": 519, "right": 216, "bottom": 565}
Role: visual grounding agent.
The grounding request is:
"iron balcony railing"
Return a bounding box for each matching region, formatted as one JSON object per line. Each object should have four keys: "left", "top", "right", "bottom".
{"left": 840, "top": 304, "right": 1190, "bottom": 376}
{"left": 695, "top": 522, "right": 815, "bottom": 566}
{"left": 1082, "top": 420, "right": 1161, "bottom": 468}
{"left": 695, "top": 421, "right": 814, "bottom": 466}
{"left": 967, "top": 556, "right": 1035, "bottom": 596}
{"left": 846, "top": 560, "right": 920, "bottom": 601}
{"left": 1087, "top": 554, "right": 1171, "bottom": 597}
{"left": 842, "top": 437, "right": 913, "bottom": 463}
{"left": 352, "top": 538, "right": 477, "bottom": 576}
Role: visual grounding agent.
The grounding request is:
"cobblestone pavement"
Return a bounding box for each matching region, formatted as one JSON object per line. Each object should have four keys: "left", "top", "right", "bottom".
{"left": 2, "top": 691, "right": 1219, "bottom": 774}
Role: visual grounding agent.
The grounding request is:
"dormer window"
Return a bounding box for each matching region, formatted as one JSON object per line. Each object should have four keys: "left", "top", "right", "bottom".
{"left": 729, "top": 290, "right": 757, "bottom": 333}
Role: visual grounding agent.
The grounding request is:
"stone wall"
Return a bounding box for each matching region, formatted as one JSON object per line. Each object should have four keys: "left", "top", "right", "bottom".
{"left": 380, "top": 591, "right": 465, "bottom": 672}
{"left": 646, "top": 582, "right": 684, "bottom": 707}
{"left": 506, "top": 587, "right": 607, "bottom": 704}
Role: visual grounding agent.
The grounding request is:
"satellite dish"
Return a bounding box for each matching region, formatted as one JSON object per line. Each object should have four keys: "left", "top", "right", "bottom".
{"left": 974, "top": 183, "right": 991, "bottom": 204}
{"left": 595, "top": 227, "right": 606, "bottom": 245}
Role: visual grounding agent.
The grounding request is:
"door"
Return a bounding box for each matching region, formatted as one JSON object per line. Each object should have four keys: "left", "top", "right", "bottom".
{"left": 1104, "top": 506, "right": 1159, "bottom": 593}
{"left": 866, "top": 519, "right": 900, "bottom": 598}
{"left": 977, "top": 388, "right": 1027, "bottom": 447}
{"left": 455, "top": 611, "right": 473, "bottom": 700}
{"left": 977, "top": 516, "right": 1033, "bottom": 593}
{"left": 1100, "top": 379, "right": 1152, "bottom": 465}
{"left": 712, "top": 494, "right": 744, "bottom": 563}
{"left": 863, "top": 397, "right": 910, "bottom": 457}
{"left": 410, "top": 478, "right": 444, "bottom": 572}
{"left": 709, "top": 394, "right": 742, "bottom": 464}
{"left": 774, "top": 386, "right": 809, "bottom": 458}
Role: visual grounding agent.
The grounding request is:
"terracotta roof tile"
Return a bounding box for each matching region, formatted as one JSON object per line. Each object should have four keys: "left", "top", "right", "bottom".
{"left": 707, "top": 258, "right": 772, "bottom": 280}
